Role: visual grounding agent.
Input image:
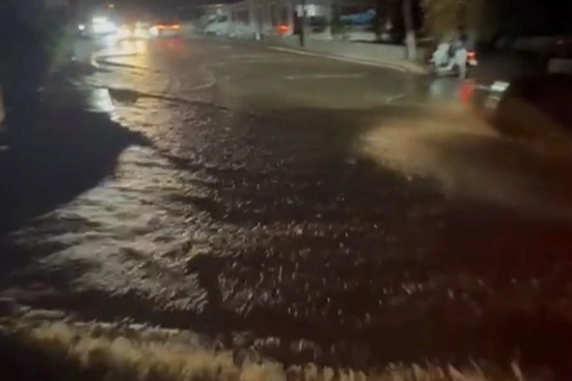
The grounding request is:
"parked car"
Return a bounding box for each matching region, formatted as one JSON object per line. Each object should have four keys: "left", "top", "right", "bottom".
{"left": 117, "top": 21, "right": 152, "bottom": 39}
{"left": 203, "top": 15, "right": 229, "bottom": 36}
{"left": 150, "top": 19, "right": 182, "bottom": 37}
{"left": 78, "top": 16, "right": 118, "bottom": 38}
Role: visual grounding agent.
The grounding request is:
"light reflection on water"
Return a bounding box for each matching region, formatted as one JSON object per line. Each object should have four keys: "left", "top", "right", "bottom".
{"left": 86, "top": 88, "right": 115, "bottom": 114}
{"left": 9, "top": 145, "right": 212, "bottom": 310}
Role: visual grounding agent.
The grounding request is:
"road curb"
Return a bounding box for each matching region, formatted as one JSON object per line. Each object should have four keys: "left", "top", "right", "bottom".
{"left": 192, "top": 34, "right": 429, "bottom": 75}
{"left": 268, "top": 46, "right": 428, "bottom": 75}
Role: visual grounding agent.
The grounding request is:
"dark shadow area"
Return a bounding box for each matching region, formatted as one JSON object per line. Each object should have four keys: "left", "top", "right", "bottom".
{"left": 0, "top": 331, "right": 90, "bottom": 381}
{"left": 474, "top": 49, "right": 549, "bottom": 83}
{"left": 492, "top": 74, "right": 572, "bottom": 140}
{"left": 0, "top": 77, "right": 152, "bottom": 272}
{"left": 429, "top": 133, "right": 572, "bottom": 208}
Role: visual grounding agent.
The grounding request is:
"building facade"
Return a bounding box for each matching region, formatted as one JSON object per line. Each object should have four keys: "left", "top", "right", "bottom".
{"left": 222, "top": 0, "right": 376, "bottom": 38}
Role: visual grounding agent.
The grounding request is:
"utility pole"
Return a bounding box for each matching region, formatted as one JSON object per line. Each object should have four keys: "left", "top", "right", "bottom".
{"left": 248, "top": 0, "right": 256, "bottom": 39}
{"left": 324, "top": 0, "right": 332, "bottom": 38}
{"left": 402, "top": 0, "right": 417, "bottom": 60}
{"left": 299, "top": 0, "right": 306, "bottom": 47}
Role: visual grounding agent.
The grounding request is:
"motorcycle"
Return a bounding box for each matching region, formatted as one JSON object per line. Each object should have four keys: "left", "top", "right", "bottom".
{"left": 430, "top": 42, "right": 478, "bottom": 78}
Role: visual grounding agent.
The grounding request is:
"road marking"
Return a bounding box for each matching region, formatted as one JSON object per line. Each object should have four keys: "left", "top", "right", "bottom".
{"left": 230, "top": 54, "right": 275, "bottom": 59}
{"left": 187, "top": 64, "right": 217, "bottom": 91}
{"left": 269, "top": 46, "right": 408, "bottom": 73}
{"left": 230, "top": 54, "right": 293, "bottom": 64}
{"left": 385, "top": 93, "right": 406, "bottom": 103}
{"left": 239, "top": 59, "right": 293, "bottom": 64}
{"left": 284, "top": 73, "right": 366, "bottom": 80}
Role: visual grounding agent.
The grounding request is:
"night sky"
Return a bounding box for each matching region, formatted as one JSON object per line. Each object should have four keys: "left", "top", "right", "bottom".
{"left": 495, "top": 0, "right": 572, "bottom": 35}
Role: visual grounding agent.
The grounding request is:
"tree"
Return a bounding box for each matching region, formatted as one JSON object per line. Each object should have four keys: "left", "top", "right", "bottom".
{"left": 421, "top": 0, "right": 484, "bottom": 41}
{"left": 372, "top": 0, "right": 419, "bottom": 60}
{"left": 402, "top": 0, "right": 417, "bottom": 60}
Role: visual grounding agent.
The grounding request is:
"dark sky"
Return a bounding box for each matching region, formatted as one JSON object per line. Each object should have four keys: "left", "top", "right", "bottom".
{"left": 12, "top": 0, "right": 563, "bottom": 35}
{"left": 493, "top": 0, "right": 572, "bottom": 35}
{"left": 127, "top": 0, "right": 572, "bottom": 34}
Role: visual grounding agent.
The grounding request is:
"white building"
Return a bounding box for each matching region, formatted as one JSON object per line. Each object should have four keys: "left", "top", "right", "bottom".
{"left": 218, "top": 0, "right": 376, "bottom": 39}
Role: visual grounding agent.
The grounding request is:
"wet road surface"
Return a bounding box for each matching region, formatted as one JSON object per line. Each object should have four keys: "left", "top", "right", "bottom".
{"left": 2, "top": 36, "right": 572, "bottom": 372}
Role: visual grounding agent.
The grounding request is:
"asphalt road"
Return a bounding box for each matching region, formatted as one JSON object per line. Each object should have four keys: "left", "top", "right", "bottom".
{"left": 2, "top": 36, "right": 572, "bottom": 373}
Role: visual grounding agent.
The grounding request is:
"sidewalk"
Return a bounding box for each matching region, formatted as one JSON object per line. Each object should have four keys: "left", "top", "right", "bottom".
{"left": 268, "top": 44, "right": 429, "bottom": 74}
{"left": 197, "top": 34, "right": 429, "bottom": 75}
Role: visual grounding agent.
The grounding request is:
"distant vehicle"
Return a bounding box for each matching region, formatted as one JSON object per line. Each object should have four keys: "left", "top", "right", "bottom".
{"left": 150, "top": 19, "right": 182, "bottom": 37}
{"left": 203, "top": 15, "right": 229, "bottom": 36}
{"left": 491, "top": 34, "right": 572, "bottom": 66}
{"left": 340, "top": 9, "right": 375, "bottom": 26}
{"left": 430, "top": 42, "right": 478, "bottom": 78}
{"left": 117, "top": 21, "right": 151, "bottom": 39}
{"left": 78, "top": 16, "right": 118, "bottom": 38}
{"left": 380, "top": 29, "right": 404, "bottom": 44}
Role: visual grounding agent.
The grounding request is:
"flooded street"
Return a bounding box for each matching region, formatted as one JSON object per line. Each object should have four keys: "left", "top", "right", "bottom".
{"left": 2, "top": 37, "right": 572, "bottom": 373}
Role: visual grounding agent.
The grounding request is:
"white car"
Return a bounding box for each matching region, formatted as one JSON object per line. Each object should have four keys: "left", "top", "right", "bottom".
{"left": 203, "top": 16, "right": 229, "bottom": 36}
{"left": 78, "top": 17, "right": 118, "bottom": 38}
{"left": 117, "top": 22, "right": 152, "bottom": 39}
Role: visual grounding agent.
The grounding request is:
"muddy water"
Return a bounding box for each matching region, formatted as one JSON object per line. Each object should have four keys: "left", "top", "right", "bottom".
{"left": 2, "top": 42, "right": 572, "bottom": 375}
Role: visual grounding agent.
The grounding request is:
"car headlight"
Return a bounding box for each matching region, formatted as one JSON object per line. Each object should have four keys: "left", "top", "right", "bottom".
{"left": 133, "top": 27, "right": 147, "bottom": 38}
{"left": 118, "top": 26, "right": 133, "bottom": 38}
{"left": 92, "top": 17, "right": 117, "bottom": 34}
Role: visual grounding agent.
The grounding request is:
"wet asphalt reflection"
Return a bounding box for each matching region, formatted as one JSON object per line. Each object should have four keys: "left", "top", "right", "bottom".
{"left": 2, "top": 37, "right": 572, "bottom": 372}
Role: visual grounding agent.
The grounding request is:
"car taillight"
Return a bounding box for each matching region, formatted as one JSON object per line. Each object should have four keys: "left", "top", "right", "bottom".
{"left": 459, "top": 81, "right": 475, "bottom": 104}
{"left": 277, "top": 24, "right": 290, "bottom": 34}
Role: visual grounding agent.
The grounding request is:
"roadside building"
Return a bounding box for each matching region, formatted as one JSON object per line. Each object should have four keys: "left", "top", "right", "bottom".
{"left": 222, "top": 0, "right": 378, "bottom": 39}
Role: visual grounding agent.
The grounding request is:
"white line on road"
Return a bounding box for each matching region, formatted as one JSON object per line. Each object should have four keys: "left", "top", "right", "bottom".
{"left": 284, "top": 73, "right": 366, "bottom": 80}
{"left": 239, "top": 59, "right": 294, "bottom": 64}
{"left": 187, "top": 64, "right": 217, "bottom": 91}
{"left": 385, "top": 93, "right": 407, "bottom": 103}
{"left": 230, "top": 54, "right": 294, "bottom": 64}
{"left": 230, "top": 54, "right": 283, "bottom": 60}
{"left": 269, "top": 46, "right": 408, "bottom": 73}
